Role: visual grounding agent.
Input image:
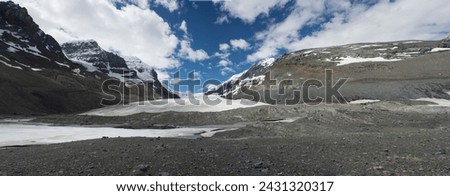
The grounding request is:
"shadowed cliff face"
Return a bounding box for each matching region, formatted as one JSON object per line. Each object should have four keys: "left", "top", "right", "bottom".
{"left": 0, "top": 1, "right": 68, "bottom": 63}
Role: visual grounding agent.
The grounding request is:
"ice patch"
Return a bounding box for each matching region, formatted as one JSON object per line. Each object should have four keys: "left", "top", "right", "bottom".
{"left": 403, "top": 41, "right": 423, "bottom": 44}
{"left": 415, "top": 98, "right": 450, "bottom": 107}
{"left": 270, "top": 117, "right": 301, "bottom": 123}
{"left": 55, "top": 61, "right": 71, "bottom": 68}
{"left": 430, "top": 48, "right": 450, "bottom": 52}
{"left": 83, "top": 95, "right": 268, "bottom": 116}
{"left": 0, "top": 59, "right": 22, "bottom": 70}
{"left": 349, "top": 99, "right": 381, "bottom": 104}
{"left": 328, "top": 56, "right": 403, "bottom": 66}
{"left": 396, "top": 52, "right": 421, "bottom": 58}
{"left": 241, "top": 75, "right": 265, "bottom": 85}
{"left": 351, "top": 44, "right": 383, "bottom": 50}
{"left": 303, "top": 50, "right": 314, "bottom": 54}
{"left": 6, "top": 47, "right": 18, "bottom": 53}
{"left": 27, "top": 46, "right": 41, "bottom": 54}
{"left": 227, "top": 71, "right": 246, "bottom": 83}
{"left": 108, "top": 72, "right": 126, "bottom": 82}
{"left": 72, "top": 68, "right": 81, "bottom": 74}
{"left": 257, "top": 58, "right": 276, "bottom": 68}
{"left": 70, "top": 59, "right": 97, "bottom": 72}
{"left": 0, "top": 123, "right": 235, "bottom": 147}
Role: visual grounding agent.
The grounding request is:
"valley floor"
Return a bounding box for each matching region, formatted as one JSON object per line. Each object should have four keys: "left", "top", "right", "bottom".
{"left": 1, "top": 101, "right": 450, "bottom": 176}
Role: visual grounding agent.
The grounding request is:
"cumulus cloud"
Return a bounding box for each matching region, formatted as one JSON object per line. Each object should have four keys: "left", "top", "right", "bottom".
{"left": 179, "top": 40, "right": 209, "bottom": 62}
{"left": 213, "top": 38, "right": 251, "bottom": 76}
{"left": 8, "top": 0, "right": 180, "bottom": 71}
{"left": 153, "top": 0, "right": 179, "bottom": 12}
{"left": 213, "top": 0, "right": 289, "bottom": 23}
{"left": 214, "top": 42, "right": 235, "bottom": 76}
{"left": 219, "top": 66, "right": 234, "bottom": 76}
{"left": 179, "top": 20, "right": 188, "bottom": 34}
{"left": 111, "top": 0, "right": 149, "bottom": 9}
{"left": 215, "top": 15, "right": 230, "bottom": 24}
{"left": 230, "top": 39, "right": 251, "bottom": 50}
{"left": 247, "top": 0, "right": 450, "bottom": 62}
{"left": 219, "top": 43, "right": 230, "bottom": 51}
{"left": 177, "top": 20, "right": 209, "bottom": 62}
{"left": 218, "top": 59, "right": 231, "bottom": 67}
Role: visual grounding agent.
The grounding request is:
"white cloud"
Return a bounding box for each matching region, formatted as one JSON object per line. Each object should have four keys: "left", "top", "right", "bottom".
{"left": 213, "top": 0, "right": 289, "bottom": 23}
{"left": 215, "top": 43, "right": 234, "bottom": 76}
{"left": 218, "top": 59, "right": 230, "bottom": 67}
{"left": 230, "top": 39, "right": 251, "bottom": 50}
{"left": 247, "top": 0, "right": 327, "bottom": 62}
{"left": 179, "top": 20, "right": 188, "bottom": 34}
{"left": 111, "top": 0, "right": 149, "bottom": 9}
{"left": 153, "top": 0, "right": 179, "bottom": 12}
{"left": 215, "top": 15, "right": 229, "bottom": 24}
{"left": 177, "top": 20, "right": 209, "bottom": 62}
{"left": 219, "top": 66, "right": 234, "bottom": 76}
{"left": 219, "top": 43, "right": 230, "bottom": 51}
{"left": 179, "top": 40, "right": 209, "bottom": 62}
{"left": 9, "top": 0, "right": 180, "bottom": 71}
{"left": 248, "top": 0, "right": 450, "bottom": 62}
{"left": 192, "top": 71, "right": 202, "bottom": 80}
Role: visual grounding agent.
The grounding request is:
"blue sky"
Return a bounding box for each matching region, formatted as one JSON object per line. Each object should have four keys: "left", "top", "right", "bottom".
{"left": 6, "top": 0, "right": 450, "bottom": 93}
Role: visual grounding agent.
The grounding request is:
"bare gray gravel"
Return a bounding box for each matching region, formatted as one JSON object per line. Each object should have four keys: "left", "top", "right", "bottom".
{"left": 1, "top": 101, "right": 450, "bottom": 176}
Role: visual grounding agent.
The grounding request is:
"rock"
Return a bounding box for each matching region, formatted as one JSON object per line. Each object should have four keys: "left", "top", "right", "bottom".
{"left": 373, "top": 166, "right": 384, "bottom": 171}
{"left": 434, "top": 149, "right": 447, "bottom": 155}
{"left": 136, "top": 164, "right": 149, "bottom": 172}
{"left": 253, "top": 162, "right": 264, "bottom": 169}
{"left": 130, "top": 164, "right": 150, "bottom": 176}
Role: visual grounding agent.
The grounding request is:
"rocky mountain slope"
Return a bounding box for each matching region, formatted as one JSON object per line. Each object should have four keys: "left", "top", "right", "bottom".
{"left": 0, "top": 1, "right": 176, "bottom": 115}
{"left": 62, "top": 40, "right": 138, "bottom": 82}
{"left": 61, "top": 40, "right": 178, "bottom": 98}
{"left": 209, "top": 38, "right": 450, "bottom": 104}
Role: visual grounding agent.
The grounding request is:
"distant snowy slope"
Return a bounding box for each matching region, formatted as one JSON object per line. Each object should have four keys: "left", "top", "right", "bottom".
{"left": 82, "top": 95, "right": 268, "bottom": 116}
{"left": 206, "top": 58, "right": 276, "bottom": 97}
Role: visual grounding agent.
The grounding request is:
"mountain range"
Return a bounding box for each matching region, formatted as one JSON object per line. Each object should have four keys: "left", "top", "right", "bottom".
{"left": 0, "top": 1, "right": 177, "bottom": 115}
{"left": 1, "top": 1, "right": 450, "bottom": 115}
{"left": 208, "top": 38, "right": 450, "bottom": 104}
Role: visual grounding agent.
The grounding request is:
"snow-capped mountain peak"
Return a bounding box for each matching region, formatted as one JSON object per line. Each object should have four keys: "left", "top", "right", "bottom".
{"left": 123, "top": 56, "right": 156, "bottom": 82}
{"left": 61, "top": 40, "right": 160, "bottom": 83}
{"left": 206, "top": 57, "right": 276, "bottom": 97}
{"left": 256, "top": 58, "right": 276, "bottom": 68}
